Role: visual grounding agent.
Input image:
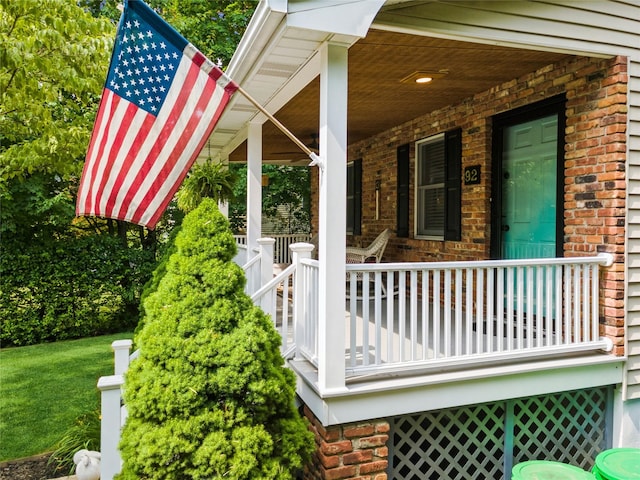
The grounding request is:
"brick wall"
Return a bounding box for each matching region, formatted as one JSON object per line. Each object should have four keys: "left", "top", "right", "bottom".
{"left": 310, "top": 54, "right": 627, "bottom": 354}
{"left": 303, "top": 406, "right": 389, "bottom": 480}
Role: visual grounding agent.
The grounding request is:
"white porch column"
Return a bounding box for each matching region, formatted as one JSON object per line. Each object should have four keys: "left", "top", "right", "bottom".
{"left": 247, "top": 121, "right": 262, "bottom": 257}
{"left": 317, "top": 41, "right": 348, "bottom": 392}
{"left": 218, "top": 157, "right": 230, "bottom": 217}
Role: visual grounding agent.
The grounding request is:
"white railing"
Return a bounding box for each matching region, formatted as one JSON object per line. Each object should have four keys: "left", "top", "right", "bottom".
{"left": 250, "top": 243, "right": 317, "bottom": 359}
{"left": 97, "top": 340, "right": 134, "bottom": 480}
{"left": 98, "top": 251, "right": 612, "bottom": 479}
{"left": 295, "top": 256, "right": 320, "bottom": 365}
{"left": 234, "top": 233, "right": 311, "bottom": 264}
{"left": 343, "top": 253, "right": 614, "bottom": 377}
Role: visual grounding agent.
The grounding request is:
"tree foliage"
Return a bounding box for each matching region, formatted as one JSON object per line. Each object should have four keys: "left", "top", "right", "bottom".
{"left": 0, "top": 0, "right": 114, "bottom": 181}
{"left": 0, "top": 235, "right": 155, "bottom": 347}
{"left": 79, "top": 0, "right": 257, "bottom": 66}
{"left": 230, "top": 164, "right": 311, "bottom": 233}
{"left": 118, "top": 199, "right": 314, "bottom": 479}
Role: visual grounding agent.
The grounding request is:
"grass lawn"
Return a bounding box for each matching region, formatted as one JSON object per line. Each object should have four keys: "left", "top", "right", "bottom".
{"left": 0, "top": 332, "right": 134, "bottom": 462}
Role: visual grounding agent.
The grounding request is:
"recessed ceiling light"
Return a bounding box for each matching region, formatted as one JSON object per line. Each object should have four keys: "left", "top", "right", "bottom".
{"left": 400, "top": 70, "right": 448, "bottom": 84}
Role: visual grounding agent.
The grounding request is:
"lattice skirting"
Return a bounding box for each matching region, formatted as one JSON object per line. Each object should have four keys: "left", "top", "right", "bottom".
{"left": 389, "top": 386, "right": 612, "bottom": 480}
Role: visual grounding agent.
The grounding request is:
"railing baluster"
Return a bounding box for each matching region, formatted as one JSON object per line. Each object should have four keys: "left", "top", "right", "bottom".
{"left": 410, "top": 270, "right": 418, "bottom": 360}
{"left": 362, "top": 272, "right": 370, "bottom": 366}
{"left": 506, "top": 267, "right": 514, "bottom": 351}
{"left": 591, "top": 264, "right": 599, "bottom": 341}
{"left": 573, "top": 266, "right": 584, "bottom": 343}
{"left": 349, "top": 272, "right": 357, "bottom": 368}
{"left": 422, "top": 270, "right": 429, "bottom": 360}
{"left": 526, "top": 265, "right": 534, "bottom": 349}
{"left": 487, "top": 267, "right": 494, "bottom": 353}
{"left": 434, "top": 270, "right": 441, "bottom": 359}
{"left": 516, "top": 266, "right": 524, "bottom": 350}
{"left": 465, "top": 268, "right": 473, "bottom": 355}
{"left": 387, "top": 271, "right": 395, "bottom": 364}
{"left": 497, "top": 267, "right": 504, "bottom": 352}
{"left": 455, "top": 268, "right": 462, "bottom": 356}
{"left": 564, "top": 265, "right": 571, "bottom": 345}
{"left": 535, "top": 266, "right": 542, "bottom": 348}
{"left": 444, "top": 269, "right": 452, "bottom": 358}
{"left": 476, "top": 268, "right": 484, "bottom": 355}
{"left": 398, "top": 271, "right": 407, "bottom": 362}
{"left": 375, "top": 271, "right": 383, "bottom": 365}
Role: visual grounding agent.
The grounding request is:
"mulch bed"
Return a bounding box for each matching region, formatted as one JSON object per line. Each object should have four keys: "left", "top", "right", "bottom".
{"left": 0, "top": 453, "right": 68, "bottom": 480}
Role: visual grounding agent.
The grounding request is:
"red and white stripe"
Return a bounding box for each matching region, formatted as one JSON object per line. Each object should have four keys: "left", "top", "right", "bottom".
{"left": 76, "top": 47, "right": 235, "bottom": 229}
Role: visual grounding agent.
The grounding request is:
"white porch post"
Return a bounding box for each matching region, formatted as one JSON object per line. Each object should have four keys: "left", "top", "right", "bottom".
{"left": 247, "top": 121, "right": 262, "bottom": 257}
{"left": 317, "top": 41, "right": 348, "bottom": 392}
{"left": 218, "top": 157, "right": 229, "bottom": 217}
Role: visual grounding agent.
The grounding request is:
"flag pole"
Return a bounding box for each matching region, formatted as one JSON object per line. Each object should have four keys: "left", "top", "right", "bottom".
{"left": 234, "top": 84, "right": 315, "bottom": 158}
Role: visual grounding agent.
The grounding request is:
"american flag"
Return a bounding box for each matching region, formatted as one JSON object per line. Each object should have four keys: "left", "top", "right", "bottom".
{"left": 76, "top": 0, "right": 237, "bottom": 229}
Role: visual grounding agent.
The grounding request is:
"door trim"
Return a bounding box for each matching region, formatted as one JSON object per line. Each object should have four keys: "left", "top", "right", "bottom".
{"left": 490, "top": 94, "right": 566, "bottom": 259}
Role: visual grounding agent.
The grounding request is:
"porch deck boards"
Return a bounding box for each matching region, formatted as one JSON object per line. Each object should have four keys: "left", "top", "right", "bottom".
{"left": 345, "top": 297, "right": 539, "bottom": 368}
{"left": 276, "top": 292, "right": 556, "bottom": 370}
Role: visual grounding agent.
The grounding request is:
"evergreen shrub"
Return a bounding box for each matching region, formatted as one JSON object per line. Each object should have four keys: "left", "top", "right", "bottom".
{"left": 118, "top": 199, "right": 315, "bottom": 480}
{"left": 0, "top": 235, "right": 154, "bottom": 346}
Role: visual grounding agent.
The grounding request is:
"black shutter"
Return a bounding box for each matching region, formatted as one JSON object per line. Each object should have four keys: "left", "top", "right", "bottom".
{"left": 444, "top": 128, "right": 462, "bottom": 241}
{"left": 353, "top": 158, "right": 362, "bottom": 235}
{"left": 396, "top": 144, "right": 410, "bottom": 237}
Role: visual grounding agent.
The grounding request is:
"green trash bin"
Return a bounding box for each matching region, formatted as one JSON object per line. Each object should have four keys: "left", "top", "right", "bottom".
{"left": 512, "top": 460, "right": 595, "bottom": 480}
{"left": 592, "top": 448, "right": 640, "bottom": 480}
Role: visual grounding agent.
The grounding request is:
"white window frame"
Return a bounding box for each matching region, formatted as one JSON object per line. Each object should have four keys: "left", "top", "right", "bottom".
{"left": 414, "top": 132, "right": 446, "bottom": 240}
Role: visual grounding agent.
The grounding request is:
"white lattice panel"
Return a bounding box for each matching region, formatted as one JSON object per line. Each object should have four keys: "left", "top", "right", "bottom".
{"left": 512, "top": 388, "right": 609, "bottom": 470}
{"left": 389, "top": 387, "right": 611, "bottom": 480}
{"left": 391, "top": 403, "right": 505, "bottom": 479}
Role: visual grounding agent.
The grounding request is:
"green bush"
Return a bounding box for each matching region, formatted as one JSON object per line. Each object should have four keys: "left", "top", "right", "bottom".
{"left": 0, "top": 235, "right": 154, "bottom": 346}
{"left": 118, "top": 198, "right": 315, "bottom": 480}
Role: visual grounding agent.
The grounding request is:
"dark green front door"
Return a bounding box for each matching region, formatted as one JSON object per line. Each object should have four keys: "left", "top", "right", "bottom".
{"left": 501, "top": 114, "right": 558, "bottom": 259}
{"left": 492, "top": 96, "right": 565, "bottom": 260}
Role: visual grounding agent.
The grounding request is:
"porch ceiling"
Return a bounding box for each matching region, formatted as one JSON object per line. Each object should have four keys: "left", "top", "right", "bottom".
{"left": 208, "top": 4, "right": 571, "bottom": 166}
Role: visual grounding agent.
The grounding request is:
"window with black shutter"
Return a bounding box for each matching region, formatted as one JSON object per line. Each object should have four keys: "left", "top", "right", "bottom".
{"left": 346, "top": 159, "right": 362, "bottom": 235}
{"left": 396, "top": 144, "right": 410, "bottom": 238}
{"left": 415, "top": 128, "right": 461, "bottom": 240}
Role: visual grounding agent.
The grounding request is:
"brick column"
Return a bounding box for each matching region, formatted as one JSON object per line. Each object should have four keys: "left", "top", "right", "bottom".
{"left": 303, "top": 406, "right": 389, "bottom": 480}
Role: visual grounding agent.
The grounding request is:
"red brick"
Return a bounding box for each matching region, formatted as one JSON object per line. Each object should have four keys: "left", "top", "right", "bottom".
{"left": 321, "top": 440, "right": 353, "bottom": 456}
{"left": 359, "top": 461, "right": 389, "bottom": 474}
{"left": 343, "top": 450, "right": 374, "bottom": 465}
{"left": 324, "top": 466, "right": 358, "bottom": 480}
{"left": 344, "top": 425, "right": 375, "bottom": 439}
{"left": 358, "top": 435, "right": 389, "bottom": 449}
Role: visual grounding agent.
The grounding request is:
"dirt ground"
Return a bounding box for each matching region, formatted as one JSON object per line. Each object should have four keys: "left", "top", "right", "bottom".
{"left": 0, "top": 453, "right": 67, "bottom": 480}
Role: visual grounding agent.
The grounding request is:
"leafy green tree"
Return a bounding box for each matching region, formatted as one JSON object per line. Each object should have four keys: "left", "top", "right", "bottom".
{"left": 230, "top": 164, "right": 311, "bottom": 233}
{"left": 0, "top": 0, "right": 114, "bottom": 181}
{"left": 118, "top": 199, "right": 314, "bottom": 479}
{"left": 79, "top": 0, "right": 257, "bottom": 66}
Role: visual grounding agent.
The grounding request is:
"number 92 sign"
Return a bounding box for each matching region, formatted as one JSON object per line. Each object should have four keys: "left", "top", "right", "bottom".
{"left": 464, "top": 165, "right": 481, "bottom": 185}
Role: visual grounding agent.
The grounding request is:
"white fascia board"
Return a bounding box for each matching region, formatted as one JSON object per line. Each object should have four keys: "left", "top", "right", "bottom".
{"left": 292, "top": 355, "right": 625, "bottom": 425}
{"left": 286, "top": 0, "right": 386, "bottom": 37}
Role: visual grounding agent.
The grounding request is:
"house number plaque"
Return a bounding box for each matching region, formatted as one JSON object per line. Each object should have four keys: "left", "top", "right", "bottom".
{"left": 464, "top": 165, "right": 481, "bottom": 185}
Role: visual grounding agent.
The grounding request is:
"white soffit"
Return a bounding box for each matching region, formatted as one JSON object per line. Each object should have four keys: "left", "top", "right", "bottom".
{"left": 202, "top": 0, "right": 385, "bottom": 163}
{"left": 286, "top": 0, "right": 386, "bottom": 37}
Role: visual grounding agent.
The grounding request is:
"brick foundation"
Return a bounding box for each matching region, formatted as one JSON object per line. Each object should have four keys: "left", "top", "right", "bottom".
{"left": 310, "top": 53, "right": 627, "bottom": 355}
{"left": 303, "top": 406, "right": 389, "bottom": 480}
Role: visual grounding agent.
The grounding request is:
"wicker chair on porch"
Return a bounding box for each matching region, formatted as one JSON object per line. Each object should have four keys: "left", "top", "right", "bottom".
{"left": 345, "top": 228, "right": 392, "bottom": 299}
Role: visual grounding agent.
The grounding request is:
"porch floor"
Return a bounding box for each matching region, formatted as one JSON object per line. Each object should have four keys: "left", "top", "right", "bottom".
{"left": 276, "top": 291, "right": 607, "bottom": 381}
